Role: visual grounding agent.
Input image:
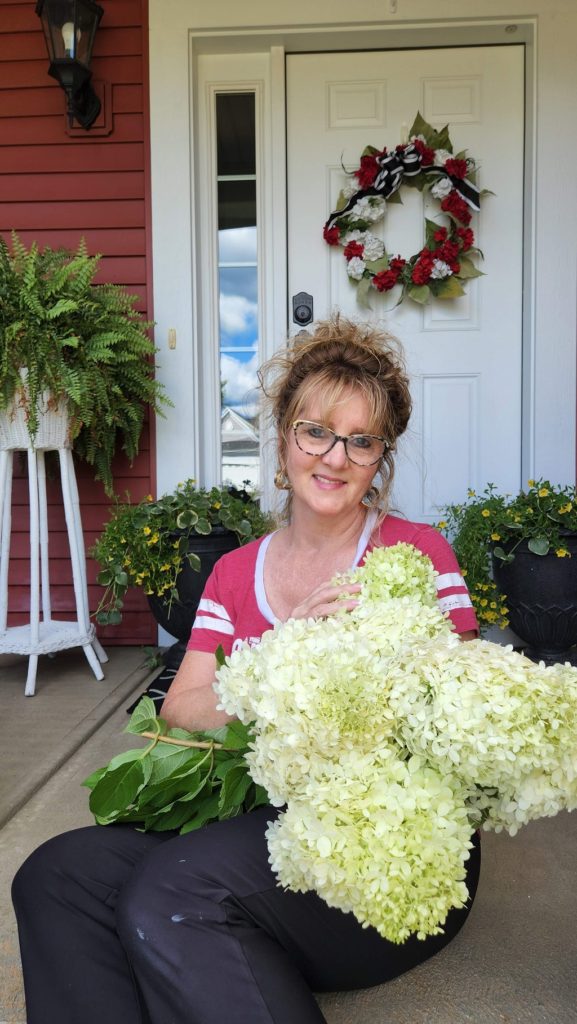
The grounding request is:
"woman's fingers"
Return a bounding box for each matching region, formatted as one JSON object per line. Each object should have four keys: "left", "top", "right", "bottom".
{"left": 290, "top": 582, "right": 361, "bottom": 620}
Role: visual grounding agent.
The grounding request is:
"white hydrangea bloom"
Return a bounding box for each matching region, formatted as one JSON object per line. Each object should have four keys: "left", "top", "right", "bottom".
{"left": 266, "top": 750, "right": 473, "bottom": 943}
{"left": 214, "top": 542, "right": 577, "bottom": 943}
{"left": 346, "top": 256, "right": 366, "bottom": 281}
{"left": 431, "top": 260, "right": 452, "bottom": 279}
{"left": 430, "top": 177, "right": 453, "bottom": 199}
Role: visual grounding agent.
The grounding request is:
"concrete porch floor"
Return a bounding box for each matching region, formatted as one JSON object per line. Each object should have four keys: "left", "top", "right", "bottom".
{"left": 1, "top": 648, "right": 576, "bottom": 1024}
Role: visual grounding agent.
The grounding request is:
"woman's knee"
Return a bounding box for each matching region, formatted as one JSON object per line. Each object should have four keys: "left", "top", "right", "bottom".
{"left": 12, "top": 829, "right": 87, "bottom": 914}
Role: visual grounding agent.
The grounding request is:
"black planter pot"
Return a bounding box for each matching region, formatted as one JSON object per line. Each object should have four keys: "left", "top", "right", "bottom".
{"left": 147, "top": 527, "right": 240, "bottom": 642}
{"left": 492, "top": 534, "right": 577, "bottom": 664}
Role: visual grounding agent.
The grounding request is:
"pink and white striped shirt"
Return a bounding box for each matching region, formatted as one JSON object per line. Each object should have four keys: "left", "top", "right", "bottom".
{"left": 187, "top": 512, "right": 478, "bottom": 656}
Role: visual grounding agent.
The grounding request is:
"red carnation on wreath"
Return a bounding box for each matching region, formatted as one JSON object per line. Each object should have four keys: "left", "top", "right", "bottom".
{"left": 322, "top": 111, "right": 491, "bottom": 308}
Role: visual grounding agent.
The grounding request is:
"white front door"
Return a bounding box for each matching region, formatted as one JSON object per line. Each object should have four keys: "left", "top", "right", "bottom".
{"left": 286, "top": 45, "right": 524, "bottom": 522}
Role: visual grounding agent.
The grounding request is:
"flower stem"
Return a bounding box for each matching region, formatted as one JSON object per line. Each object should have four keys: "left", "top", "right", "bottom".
{"left": 139, "top": 731, "right": 225, "bottom": 751}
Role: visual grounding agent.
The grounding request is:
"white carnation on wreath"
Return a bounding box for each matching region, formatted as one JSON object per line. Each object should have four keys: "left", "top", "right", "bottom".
{"left": 342, "top": 229, "right": 366, "bottom": 245}
{"left": 346, "top": 256, "right": 366, "bottom": 280}
{"left": 362, "top": 233, "right": 386, "bottom": 261}
{"left": 430, "top": 259, "right": 453, "bottom": 279}
{"left": 430, "top": 176, "right": 453, "bottom": 199}
{"left": 340, "top": 178, "right": 359, "bottom": 200}
{"left": 434, "top": 148, "right": 452, "bottom": 165}
{"left": 349, "top": 195, "right": 386, "bottom": 222}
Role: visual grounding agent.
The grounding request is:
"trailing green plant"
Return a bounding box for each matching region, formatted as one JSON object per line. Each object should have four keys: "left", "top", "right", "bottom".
{"left": 0, "top": 233, "right": 170, "bottom": 494}
{"left": 92, "top": 479, "right": 274, "bottom": 625}
{"left": 438, "top": 479, "right": 577, "bottom": 630}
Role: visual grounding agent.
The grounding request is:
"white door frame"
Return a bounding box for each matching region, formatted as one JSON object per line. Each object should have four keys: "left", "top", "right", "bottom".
{"left": 150, "top": 13, "right": 568, "bottom": 506}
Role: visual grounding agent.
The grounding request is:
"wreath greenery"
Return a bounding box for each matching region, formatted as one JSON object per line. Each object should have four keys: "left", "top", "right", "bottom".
{"left": 323, "top": 112, "right": 491, "bottom": 308}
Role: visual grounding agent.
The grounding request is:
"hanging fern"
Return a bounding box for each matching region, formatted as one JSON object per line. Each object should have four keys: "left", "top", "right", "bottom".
{"left": 0, "top": 233, "right": 171, "bottom": 494}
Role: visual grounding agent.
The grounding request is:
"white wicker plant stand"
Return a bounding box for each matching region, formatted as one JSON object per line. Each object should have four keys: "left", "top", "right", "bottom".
{"left": 0, "top": 397, "right": 108, "bottom": 696}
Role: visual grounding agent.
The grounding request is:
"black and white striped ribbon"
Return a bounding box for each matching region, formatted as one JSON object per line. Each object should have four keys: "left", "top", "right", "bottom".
{"left": 324, "top": 143, "right": 480, "bottom": 233}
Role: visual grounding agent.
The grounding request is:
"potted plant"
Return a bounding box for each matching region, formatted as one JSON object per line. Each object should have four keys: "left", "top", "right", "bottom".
{"left": 0, "top": 233, "right": 169, "bottom": 494}
{"left": 92, "top": 479, "right": 274, "bottom": 639}
{"left": 439, "top": 479, "right": 577, "bottom": 663}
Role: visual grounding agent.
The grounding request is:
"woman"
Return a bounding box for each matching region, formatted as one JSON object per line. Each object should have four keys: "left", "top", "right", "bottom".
{"left": 12, "top": 316, "right": 480, "bottom": 1024}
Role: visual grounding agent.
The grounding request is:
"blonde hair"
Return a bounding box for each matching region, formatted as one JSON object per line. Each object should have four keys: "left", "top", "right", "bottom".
{"left": 259, "top": 315, "right": 412, "bottom": 520}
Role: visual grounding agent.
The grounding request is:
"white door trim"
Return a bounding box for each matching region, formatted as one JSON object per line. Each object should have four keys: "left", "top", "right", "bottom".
{"left": 149, "top": 10, "right": 576, "bottom": 501}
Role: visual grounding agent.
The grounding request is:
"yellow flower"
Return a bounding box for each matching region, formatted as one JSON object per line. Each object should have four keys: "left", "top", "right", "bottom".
{"left": 527, "top": 479, "right": 535, "bottom": 487}
{"left": 173, "top": 540, "right": 180, "bottom": 548}
{"left": 538, "top": 487, "right": 549, "bottom": 497}
{"left": 556, "top": 548, "right": 569, "bottom": 558}
{"left": 479, "top": 598, "right": 488, "bottom": 607}
{"left": 559, "top": 502, "right": 573, "bottom": 514}
{"left": 490, "top": 532, "right": 501, "bottom": 541}
{"left": 146, "top": 494, "right": 153, "bottom": 502}
{"left": 147, "top": 533, "right": 159, "bottom": 546}
{"left": 437, "top": 520, "right": 447, "bottom": 529}
{"left": 481, "top": 509, "right": 490, "bottom": 518}
{"left": 467, "top": 488, "right": 476, "bottom": 497}
{"left": 461, "top": 568, "right": 467, "bottom": 576}
{"left": 143, "top": 526, "right": 152, "bottom": 536}
{"left": 161, "top": 563, "right": 171, "bottom": 571}
{"left": 490, "top": 601, "right": 497, "bottom": 609}
{"left": 213, "top": 502, "right": 222, "bottom": 510}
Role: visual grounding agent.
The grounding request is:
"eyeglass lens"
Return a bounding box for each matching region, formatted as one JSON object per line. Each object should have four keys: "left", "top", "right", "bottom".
{"left": 294, "top": 422, "right": 385, "bottom": 465}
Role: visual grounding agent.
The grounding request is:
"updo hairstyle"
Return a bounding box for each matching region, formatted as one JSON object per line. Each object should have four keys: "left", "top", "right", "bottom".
{"left": 259, "top": 315, "right": 412, "bottom": 518}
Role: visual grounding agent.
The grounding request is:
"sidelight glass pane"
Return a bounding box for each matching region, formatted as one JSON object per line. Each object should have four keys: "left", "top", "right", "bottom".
{"left": 216, "top": 94, "right": 256, "bottom": 176}
{"left": 216, "top": 92, "right": 259, "bottom": 488}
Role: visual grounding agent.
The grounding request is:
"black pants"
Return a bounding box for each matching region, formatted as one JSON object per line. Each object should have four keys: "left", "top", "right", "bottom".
{"left": 12, "top": 807, "right": 480, "bottom": 1024}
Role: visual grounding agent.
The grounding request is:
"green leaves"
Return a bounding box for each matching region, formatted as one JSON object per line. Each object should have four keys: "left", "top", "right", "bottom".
{"left": 528, "top": 536, "right": 550, "bottom": 556}
{"left": 83, "top": 698, "right": 268, "bottom": 833}
{"left": 356, "top": 276, "right": 373, "bottom": 308}
{"left": 0, "top": 233, "right": 171, "bottom": 495}
{"left": 407, "top": 284, "right": 431, "bottom": 304}
{"left": 125, "top": 695, "right": 162, "bottom": 736}
{"left": 91, "top": 481, "right": 273, "bottom": 626}
{"left": 434, "top": 276, "right": 465, "bottom": 299}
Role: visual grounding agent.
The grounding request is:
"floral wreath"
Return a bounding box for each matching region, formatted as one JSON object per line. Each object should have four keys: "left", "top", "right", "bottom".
{"left": 323, "top": 112, "right": 490, "bottom": 308}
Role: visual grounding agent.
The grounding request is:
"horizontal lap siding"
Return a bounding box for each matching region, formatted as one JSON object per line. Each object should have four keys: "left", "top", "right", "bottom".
{"left": 0, "top": 0, "right": 155, "bottom": 645}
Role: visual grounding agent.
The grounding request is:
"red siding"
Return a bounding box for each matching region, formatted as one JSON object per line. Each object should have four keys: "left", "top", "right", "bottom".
{"left": 0, "top": 0, "right": 156, "bottom": 645}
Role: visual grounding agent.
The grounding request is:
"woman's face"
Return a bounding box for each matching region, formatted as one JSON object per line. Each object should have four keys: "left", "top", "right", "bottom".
{"left": 283, "top": 388, "right": 381, "bottom": 521}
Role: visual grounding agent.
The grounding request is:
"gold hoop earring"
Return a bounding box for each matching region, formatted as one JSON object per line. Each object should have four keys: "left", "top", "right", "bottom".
{"left": 274, "top": 469, "right": 291, "bottom": 491}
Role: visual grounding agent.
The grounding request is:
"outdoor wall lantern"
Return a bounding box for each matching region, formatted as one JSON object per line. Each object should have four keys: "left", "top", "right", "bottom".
{"left": 35, "top": 0, "right": 104, "bottom": 129}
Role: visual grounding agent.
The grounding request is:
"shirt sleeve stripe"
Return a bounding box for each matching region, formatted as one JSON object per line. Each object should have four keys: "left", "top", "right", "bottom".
{"left": 197, "top": 598, "right": 232, "bottom": 622}
{"left": 438, "top": 594, "right": 473, "bottom": 613}
{"left": 435, "top": 572, "right": 467, "bottom": 591}
{"left": 191, "top": 615, "right": 235, "bottom": 636}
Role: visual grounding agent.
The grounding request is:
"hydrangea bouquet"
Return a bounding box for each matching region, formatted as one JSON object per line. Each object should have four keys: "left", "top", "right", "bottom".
{"left": 215, "top": 543, "right": 577, "bottom": 943}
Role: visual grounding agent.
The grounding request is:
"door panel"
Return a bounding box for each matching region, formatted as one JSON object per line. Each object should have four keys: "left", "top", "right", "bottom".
{"left": 286, "top": 46, "right": 524, "bottom": 521}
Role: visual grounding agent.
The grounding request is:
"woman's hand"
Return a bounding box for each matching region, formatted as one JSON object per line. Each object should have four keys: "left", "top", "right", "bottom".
{"left": 288, "top": 581, "right": 361, "bottom": 621}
